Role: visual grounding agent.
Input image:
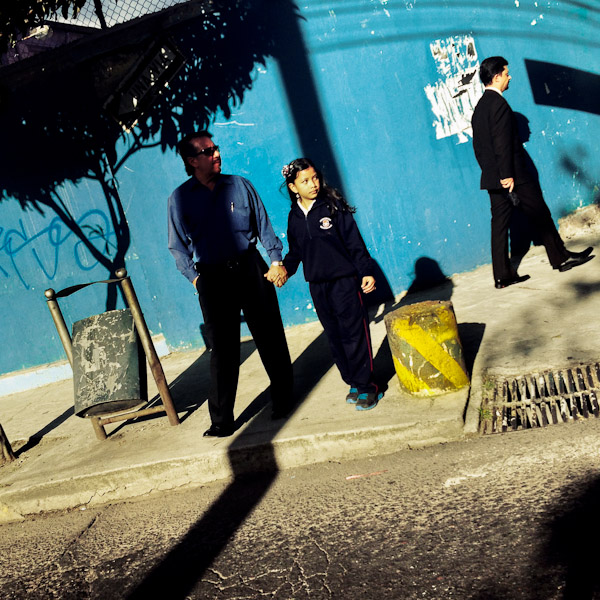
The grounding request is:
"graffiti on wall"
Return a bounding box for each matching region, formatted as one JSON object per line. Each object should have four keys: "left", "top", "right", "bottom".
{"left": 0, "top": 209, "right": 116, "bottom": 289}
{"left": 424, "top": 35, "right": 485, "bottom": 144}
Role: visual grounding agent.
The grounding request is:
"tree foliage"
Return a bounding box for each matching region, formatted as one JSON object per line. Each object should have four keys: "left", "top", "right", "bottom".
{"left": 0, "top": 0, "right": 88, "bottom": 54}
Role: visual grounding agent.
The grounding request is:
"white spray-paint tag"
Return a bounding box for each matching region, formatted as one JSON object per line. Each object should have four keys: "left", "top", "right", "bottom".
{"left": 424, "top": 35, "right": 485, "bottom": 144}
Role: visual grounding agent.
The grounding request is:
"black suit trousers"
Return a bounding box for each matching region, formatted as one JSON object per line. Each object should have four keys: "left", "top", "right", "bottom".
{"left": 196, "top": 248, "right": 293, "bottom": 426}
{"left": 488, "top": 181, "right": 568, "bottom": 280}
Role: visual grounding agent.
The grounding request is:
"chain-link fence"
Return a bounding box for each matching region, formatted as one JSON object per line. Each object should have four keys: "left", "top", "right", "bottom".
{"left": 51, "top": 0, "right": 189, "bottom": 29}
{"left": 1, "top": 0, "right": 191, "bottom": 65}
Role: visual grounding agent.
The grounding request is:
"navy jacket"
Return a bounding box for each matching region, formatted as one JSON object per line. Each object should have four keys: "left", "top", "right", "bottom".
{"left": 283, "top": 198, "right": 373, "bottom": 283}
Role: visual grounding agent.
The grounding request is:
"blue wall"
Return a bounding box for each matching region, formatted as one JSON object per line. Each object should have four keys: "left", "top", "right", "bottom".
{"left": 1, "top": 0, "right": 598, "bottom": 375}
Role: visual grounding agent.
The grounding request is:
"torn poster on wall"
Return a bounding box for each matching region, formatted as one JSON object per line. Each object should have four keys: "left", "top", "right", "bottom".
{"left": 424, "top": 35, "right": 485, "bottom": 144}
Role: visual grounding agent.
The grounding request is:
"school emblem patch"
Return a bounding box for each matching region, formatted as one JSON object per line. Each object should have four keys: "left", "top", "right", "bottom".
{"left": 319, "top": 217, "right": 333, "bottom": 230}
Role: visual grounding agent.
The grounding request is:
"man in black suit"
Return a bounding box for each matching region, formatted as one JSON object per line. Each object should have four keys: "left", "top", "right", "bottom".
{"left": 471, "top": 56, "right": 593, "bottom": 289}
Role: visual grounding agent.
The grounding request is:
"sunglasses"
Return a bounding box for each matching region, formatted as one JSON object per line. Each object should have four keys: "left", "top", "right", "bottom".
{"left": 192, "top": 145, "right": 220, "bottom": 157}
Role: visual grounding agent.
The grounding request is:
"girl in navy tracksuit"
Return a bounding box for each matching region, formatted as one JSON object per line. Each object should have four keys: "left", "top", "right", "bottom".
{"left": 280, "top": 158, "right": 382, "bottom": 410}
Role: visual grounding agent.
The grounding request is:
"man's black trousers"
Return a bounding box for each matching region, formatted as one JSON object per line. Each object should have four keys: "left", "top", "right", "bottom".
{"left": 488, "top": 180, "right": 569, "bottom": 281}
{"left": 196, "top": 248, "right": 293, "bottom": 427}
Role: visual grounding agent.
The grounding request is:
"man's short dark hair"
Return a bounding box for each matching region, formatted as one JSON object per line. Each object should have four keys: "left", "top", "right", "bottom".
{"left": 479, "top": 56, "right": 508, "bottom": 86}
{"left": 177, "top": 130, "right": 213, "bottom": 175}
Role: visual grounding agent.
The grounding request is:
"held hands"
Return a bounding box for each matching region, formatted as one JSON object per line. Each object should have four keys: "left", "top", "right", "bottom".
{"left": 500, "top": 177, "right": 515, "bottom": 193}
{"left": 264, "top": 269, "right": 372, "bottom": 291}
{"left": 361, "top": 276, "right": 376, "bottom": 294}
{"left": 265, "top": 265, "right": 288, "bottom": 288}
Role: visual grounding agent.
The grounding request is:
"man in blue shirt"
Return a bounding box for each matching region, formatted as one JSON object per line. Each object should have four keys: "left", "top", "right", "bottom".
{"left": 168, "top": 131, "right": 293, "bottom": 437}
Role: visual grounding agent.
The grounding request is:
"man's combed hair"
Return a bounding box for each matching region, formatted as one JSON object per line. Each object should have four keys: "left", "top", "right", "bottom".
{"left": 479, "top": 56, "right": 508, "bottom": 86}
{"left": 177, "top": 130, "right": 213, "bottom": 175}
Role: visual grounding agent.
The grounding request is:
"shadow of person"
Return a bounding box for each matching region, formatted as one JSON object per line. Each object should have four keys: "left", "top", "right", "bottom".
{"left": 234, "top": 331, "right": 334, "bottom": 428}
{"left": 405, "top": 256, "right": 454, "bottom": 302}
{"left": 404, "top": 257, "right": 485, "bottom": 376}
{"left": 506, "top": 112, "right": 544, "bottom": 272}
{"left": 371, "top": 257, "right": 455, "bottom": 390}
{"left": 124, "top": 327, "right": 336, "bottom": 600}
{"left": 166, "top": 338, "right": 257, "bottom": 419}
{"left": 539, "top": 476, "right": 600, "bottom": 599}
{"left": 106, "top": 333, "right": 258, "bottom": 438}
{"left": 369, "top": 256, "right": 454, "bottom": 323}
{"left": 514, "top": 112, "right": 540, "bottom": 182}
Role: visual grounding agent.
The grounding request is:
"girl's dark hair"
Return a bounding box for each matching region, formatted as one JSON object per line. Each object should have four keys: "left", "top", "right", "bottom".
{"left": 282, "top": 157, "right": 355, "bottom": 214}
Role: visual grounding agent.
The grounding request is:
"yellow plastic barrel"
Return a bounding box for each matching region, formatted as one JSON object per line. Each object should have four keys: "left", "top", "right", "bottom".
{"left": 384, "top": 300, "right": 469, "bottom": 396}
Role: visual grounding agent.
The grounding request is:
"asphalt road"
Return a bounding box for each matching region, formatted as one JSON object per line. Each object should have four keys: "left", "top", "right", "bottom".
{"left": 2, "top": 415, "right": 600, "bottom": 600}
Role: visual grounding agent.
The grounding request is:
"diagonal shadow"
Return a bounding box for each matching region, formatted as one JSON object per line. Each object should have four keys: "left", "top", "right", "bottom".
{"left": 524, "top": 59, "right": 600, "bottom": 212}
{"left": 14, "top": 405, "right": 74, "bottom": 457}
{"left": 125, "top": 327, "right": 335, "bottom": 599}
{"left": 125, "top": 253, "right": 478, "bottom": 598}
{"left": 124, "top": 4, "right": 347, "bottom": 597}
{"left": 539, "top": 475, "right": 600, "bottom": 599}
{"left": 525, "top": 59, "right": 600, "bottom": 116}
{"left": 268, "top": 1, "right": 344, "bottom": 190}
{"left": 106, "top": 340, "right": 258, "bottom": 437}
{"left": 234, "top": 330, "right": 333, "bottom": 427}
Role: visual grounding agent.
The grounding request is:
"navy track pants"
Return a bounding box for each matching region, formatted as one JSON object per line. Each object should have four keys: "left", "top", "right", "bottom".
{"left": 309, "top": 276, "right": 376, "bottom": 394}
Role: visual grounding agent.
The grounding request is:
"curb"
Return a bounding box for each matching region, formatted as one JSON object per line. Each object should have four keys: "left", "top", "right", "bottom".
{"left": 0, "top": 411, "right": 468, "bottom": 523}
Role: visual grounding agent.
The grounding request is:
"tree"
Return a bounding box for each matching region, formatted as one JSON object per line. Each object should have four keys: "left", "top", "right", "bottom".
{"left": 0, "top": 0, "right": 285, "bottom": 311}
{"left": 0, "top": 0, "right": 89, "bottom": 54}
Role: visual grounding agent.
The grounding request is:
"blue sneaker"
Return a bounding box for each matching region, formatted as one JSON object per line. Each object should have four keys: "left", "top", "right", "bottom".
{"left": 356, "top": 391, "right": 383, "bottom": 411}
{"left": 346, "top": 387, "right": 358, "bottom": 404}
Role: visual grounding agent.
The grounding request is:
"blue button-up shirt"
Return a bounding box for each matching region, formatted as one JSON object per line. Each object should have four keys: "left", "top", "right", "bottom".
{"left": 168, "top": 174, "right": 283, "bottom": 282}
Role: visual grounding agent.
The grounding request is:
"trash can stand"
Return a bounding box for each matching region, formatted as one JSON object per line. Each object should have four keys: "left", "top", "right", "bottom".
{"left": 45, "top": 268, "right": 180, "bottom": 440}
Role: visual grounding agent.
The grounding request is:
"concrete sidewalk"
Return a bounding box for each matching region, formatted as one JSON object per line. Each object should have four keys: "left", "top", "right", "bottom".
{"left": 1, "top": 207, "right": 599, "bottom": 523}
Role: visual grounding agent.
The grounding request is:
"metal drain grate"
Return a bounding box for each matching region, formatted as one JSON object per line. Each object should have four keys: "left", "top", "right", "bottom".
{"left": 480, "top": 363, "right": 600, "bottom": 434}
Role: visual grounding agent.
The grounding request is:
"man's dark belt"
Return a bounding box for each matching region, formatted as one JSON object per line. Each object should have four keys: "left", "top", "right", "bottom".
{"left": 194, "top": 246, "right": 256, "bottom": 274}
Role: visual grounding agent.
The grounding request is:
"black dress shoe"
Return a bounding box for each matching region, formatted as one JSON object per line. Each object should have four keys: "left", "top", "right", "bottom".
{"left": 556, "top": 254, "right": 594, "bottom": 272}
{"left": 203, "top": 424, "right": 235, "bottom": 437}
{"left": 494, "top": 274, "right": 530, "bottom": 289}
{"left": 568, "top": 246, "right": 593, "bottom": 259}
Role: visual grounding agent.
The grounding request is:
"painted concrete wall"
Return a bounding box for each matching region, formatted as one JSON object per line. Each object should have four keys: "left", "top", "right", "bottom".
{"left": 1, "top": 0, "right": 598, "bottom": 377}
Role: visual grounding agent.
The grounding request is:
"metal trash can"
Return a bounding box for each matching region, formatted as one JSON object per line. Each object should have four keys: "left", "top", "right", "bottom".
{"left": 72, "top": 308, "right": 147, "bottom": 417}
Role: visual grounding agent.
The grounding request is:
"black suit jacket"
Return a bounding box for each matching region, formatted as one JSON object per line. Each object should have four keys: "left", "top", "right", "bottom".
{"left": 471, "top": 89, "right": 533, "bottom": 190}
